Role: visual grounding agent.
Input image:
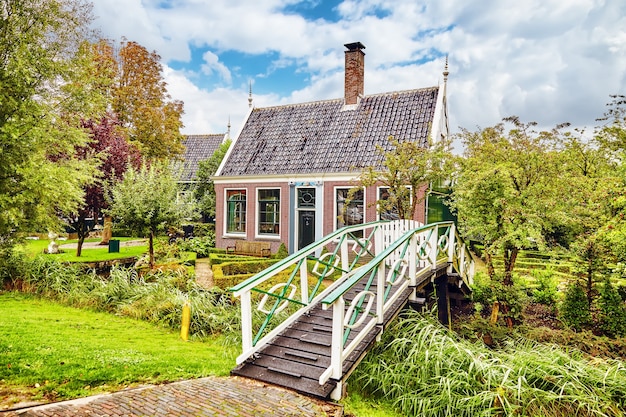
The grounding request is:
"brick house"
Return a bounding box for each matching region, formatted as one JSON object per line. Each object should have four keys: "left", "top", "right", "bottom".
{"left": 213, "top": 42, "right": 450, "bottom": 254}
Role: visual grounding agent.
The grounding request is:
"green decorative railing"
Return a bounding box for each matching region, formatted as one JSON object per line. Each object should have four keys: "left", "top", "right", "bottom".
{"left": 230, "top": 220, "right": 474, "bottom": 400}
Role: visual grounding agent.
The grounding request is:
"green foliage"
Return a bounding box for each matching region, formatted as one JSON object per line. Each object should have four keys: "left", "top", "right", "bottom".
{"left": 597, "top": 276, "right": 626, "bottom": 337}
{"left": 352, "top": 135, "right": 453, "bottom": 220}
{"left": 560, "top": 283, "right": 592, "bottom": 331}
{"left": 451, "top": 117, "right": 570, "bottom": 284}
{"left": 177, "top": 232, "right": 216, "bottom": 258}
{"left": 107, "top": 162, "right": 198, "bottom": 267}
{"left": 470, "top": 272, "right": 525, "bottom": 324}
{"left": 352, "top": 310, "right": 626, "bottom": 417}
{"left": 0, "top": 0, "right": 101, "bottom": 242}
{"left": 12, "top": 256, "right": 238, "bottom": 339}
{"left": 274, "top": 243, "right": 289, "bottom": 259}
{"left": 194, "top": 139, "right": 231, "bottom": 218}
{"left": 531, "top": 267, "right": 559, "bottom": 306}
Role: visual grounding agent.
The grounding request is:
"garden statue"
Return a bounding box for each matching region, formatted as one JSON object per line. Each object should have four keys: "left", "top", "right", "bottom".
{"left": 47, "top": 231, "right": 60, "bottom": 254}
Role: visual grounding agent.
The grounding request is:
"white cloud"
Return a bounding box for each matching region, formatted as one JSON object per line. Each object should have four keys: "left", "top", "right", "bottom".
{"left": 91, "top": 0, "right": 626, "bottom": 139}
{"left": 201, "top": 51, "right": 232, "bottom": 84}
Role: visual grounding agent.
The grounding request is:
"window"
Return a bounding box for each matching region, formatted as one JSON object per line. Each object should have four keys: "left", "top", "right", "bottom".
{"left": 377, "top": 186, "right": 412, "bottom": 220}
{"left": 258, "top": 189, "right": 280, "bottom": 235}
{"left": 336, "top": 188, "right": 364, "bottom": 230}
{"left": 226, "top": 189, "right": 246, "bottom": 233}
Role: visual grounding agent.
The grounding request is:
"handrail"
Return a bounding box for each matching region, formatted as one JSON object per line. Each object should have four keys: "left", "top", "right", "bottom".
{"left": 230, "top": 219, "right": 475, "bottom": 400}
{"left": 321, "top": 221, "right": 455, "bottom": 306}
{"left": 230, "top": 220, "right": 387, "bottom": 295}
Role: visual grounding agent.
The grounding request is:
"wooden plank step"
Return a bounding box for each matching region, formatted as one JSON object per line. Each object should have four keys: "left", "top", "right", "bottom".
{"left": 284, "top": 349, "right": 319, "bottom": 361}
{"left": 268, "top": 366, "right": 302, "bottom": 378}
{"left": 231, "top": 363, "right": 336, "bottom": 399}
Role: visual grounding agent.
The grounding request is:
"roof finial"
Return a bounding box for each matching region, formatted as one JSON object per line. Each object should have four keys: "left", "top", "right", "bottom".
{"left": 248, "top": 80, "right": 253, "bottom": 108}
{"left": 443, "top": 55, "right": 449, "bottom": 82}
{"left": 227, "top": 116, "right": 231, "bottom": 139}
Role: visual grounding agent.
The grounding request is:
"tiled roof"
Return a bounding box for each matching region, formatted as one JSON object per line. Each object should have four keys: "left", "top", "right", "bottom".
{"left": 178, "top": 134, "right": 225, "bottom": 182}
{"left": 219, "top": 87, "right": 439, "bottom": 177}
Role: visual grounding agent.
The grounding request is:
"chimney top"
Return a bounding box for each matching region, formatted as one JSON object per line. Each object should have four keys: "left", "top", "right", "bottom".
{"left": 344, "top": 42, "right": 366, "bottom": 51}
{"left": 344, "top": 42, "right": 366, "bottom": 106}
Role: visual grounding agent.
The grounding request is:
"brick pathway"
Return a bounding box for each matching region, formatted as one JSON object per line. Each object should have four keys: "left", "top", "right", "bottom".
{"left": 3, "top": 377, "right": 343, "bottom": 417}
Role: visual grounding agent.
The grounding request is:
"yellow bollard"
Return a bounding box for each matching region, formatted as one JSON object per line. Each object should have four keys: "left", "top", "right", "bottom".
{"left": 180, "top": 303, "right": 191, "bottom": 341}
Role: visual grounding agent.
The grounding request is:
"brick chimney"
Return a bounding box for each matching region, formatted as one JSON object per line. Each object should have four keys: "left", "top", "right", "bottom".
{"left": 344, "top": 42, "right": 365, "bottom": 105}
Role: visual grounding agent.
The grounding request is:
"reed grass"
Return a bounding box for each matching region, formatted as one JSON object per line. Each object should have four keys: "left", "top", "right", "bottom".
{"left": 351, "top": 310, "right": 626, "bottom": 417}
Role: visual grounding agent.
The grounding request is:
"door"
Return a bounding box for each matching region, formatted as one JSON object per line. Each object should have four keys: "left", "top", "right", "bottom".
{"left": 298, "top": 210, "right": 315, "bottom": 249}
{"left": 297, "top": 187, "right": 316, "bottom": 250}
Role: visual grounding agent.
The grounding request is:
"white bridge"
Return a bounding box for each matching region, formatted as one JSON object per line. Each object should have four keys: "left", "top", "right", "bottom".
{"left": 230, "top": 220, "right": 475, "bottom": 400}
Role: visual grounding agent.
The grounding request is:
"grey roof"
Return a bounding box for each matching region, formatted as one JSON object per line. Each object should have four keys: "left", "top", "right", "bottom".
{"left": 179, "top": 134, "right": 225, "bottom": 182}
{"left": 219, "top": 87, "right": 439, "bottom": 177}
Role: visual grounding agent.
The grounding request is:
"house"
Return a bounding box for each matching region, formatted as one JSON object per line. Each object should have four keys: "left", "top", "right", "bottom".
{"left": 178, "top": 133, "right": 229, "bottom": 186}
{"left": 213, "top": 42, "right": 449, "bottom": 254}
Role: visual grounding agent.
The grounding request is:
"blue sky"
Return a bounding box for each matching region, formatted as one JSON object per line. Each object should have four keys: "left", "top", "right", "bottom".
{"left": 90, "top": 0, "right": 626, "bottom": 146}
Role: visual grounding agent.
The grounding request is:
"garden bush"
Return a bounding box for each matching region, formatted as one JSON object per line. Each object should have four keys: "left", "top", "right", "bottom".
{"left": 597, "top": 276, "right": 626, "bottom": 337}
{"left": 559, "top": 282, "right": 592, "bottom": 331}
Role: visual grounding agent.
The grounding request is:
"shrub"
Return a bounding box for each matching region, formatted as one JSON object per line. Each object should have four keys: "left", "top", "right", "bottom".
{"left": 178, "top": 232, "right": 215, "bottom": 258}
{"left": 531, "top": 267, "right": 558, "bottom": 306}
{"left": 559, "top": 282, "right": 591, "bottom": 331}
{"left": 597, "top": 276, "right": 626, "bottom": 337}
{"left": 274, "top": 243, "right": 289, "bottom": 259}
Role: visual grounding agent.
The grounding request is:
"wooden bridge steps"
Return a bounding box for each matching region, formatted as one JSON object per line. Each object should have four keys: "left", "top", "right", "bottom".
{"left": 230, "top": 274, "right": 413, "bottom": 399}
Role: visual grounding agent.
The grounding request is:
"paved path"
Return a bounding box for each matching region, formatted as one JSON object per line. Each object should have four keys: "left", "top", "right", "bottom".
{"left": 3, "top": 377, "right": 343, "bottom": 417}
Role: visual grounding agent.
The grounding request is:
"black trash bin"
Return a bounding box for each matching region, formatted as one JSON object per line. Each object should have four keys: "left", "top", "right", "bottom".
{"left": 108, "top": 239, "right": 120, "bottom": 253}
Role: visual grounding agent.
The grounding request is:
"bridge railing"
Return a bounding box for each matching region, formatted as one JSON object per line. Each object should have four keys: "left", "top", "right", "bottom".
{"left": 230, "top": 220, "right": 388, "bottom": 364}
{"left": 318, "top": 221, "right": 474, "bottom": 399}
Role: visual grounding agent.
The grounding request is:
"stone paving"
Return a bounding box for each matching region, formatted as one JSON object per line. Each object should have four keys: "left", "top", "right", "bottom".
{"left": 3, "top": 377, "right": 343, "bottom": 417}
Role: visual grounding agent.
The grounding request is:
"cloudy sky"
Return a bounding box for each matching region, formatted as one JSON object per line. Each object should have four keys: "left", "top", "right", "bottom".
{"left": 90, "top": 0, "right": 625, "bottom": 145}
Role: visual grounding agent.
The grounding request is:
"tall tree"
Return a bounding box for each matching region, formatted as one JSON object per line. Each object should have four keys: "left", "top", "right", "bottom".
{"left": 0, "top": 0, "right": 99, "bottom": 247}
{"left": 68, "top": 114, "right": 141, "bottom": 256}
{"left": 112, "top": 39, "right": 185, "bottom": 161}
{"left": 194, "top": 139, "right": 231, "bottom": 220}
{"left": 106, "top": 163, "right": 197, "bottom": 269}
{"left": 451, "top": 117, "right": 563, "bottom": 286}
{"left": 351, "top": 135, "right": 453, "bottom": 220}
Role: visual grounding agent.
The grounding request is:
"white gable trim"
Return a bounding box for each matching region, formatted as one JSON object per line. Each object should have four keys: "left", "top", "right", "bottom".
{"left": 430, "top": 82, "right": 448, "bottom": 145}
{"left": 215, "top": 106, "right": 254, "bottom": 177}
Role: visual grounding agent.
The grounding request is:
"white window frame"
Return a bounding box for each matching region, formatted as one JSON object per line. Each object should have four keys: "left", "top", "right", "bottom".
{"left": 256, "top": 188, "right": 281, "bottom": 238}
{"left": 334, "top": 186, "right": 365, "bottom": 233}
{"left": 224, "top": 188, "right": 247, "bottom": 235}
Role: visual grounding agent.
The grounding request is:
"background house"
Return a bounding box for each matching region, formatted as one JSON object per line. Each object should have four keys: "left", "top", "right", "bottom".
{"left": 213, "top": 42, "right": 449, "bottom": 254}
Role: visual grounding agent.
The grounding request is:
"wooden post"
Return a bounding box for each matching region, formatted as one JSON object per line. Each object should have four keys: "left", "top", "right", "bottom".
{"left": 435, "top": 275, "right": 450, "bottom": 326}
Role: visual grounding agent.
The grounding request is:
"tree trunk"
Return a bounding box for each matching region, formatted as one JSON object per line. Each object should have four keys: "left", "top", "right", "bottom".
{"left": 502, "top": 246, "right": 518, "bottom": 287}
{"left": 100, "top": 215, "right": 113, "bottom": 245}
{"left": 149, "top": 230, "right": 155, "bottom": 269}
{"left": 75, "top": 217, "right": 88, "bottom": 257}
{"left": 76, "top": 235, "right": 84, "bottom": 257}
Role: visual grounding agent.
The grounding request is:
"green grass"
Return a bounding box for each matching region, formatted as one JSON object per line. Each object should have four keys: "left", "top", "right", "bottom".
{"left": 0, "top": 292, "right": 236, "bottom": 406}
{"left": 18, "top": 238, "right": 147, "bottom": 262}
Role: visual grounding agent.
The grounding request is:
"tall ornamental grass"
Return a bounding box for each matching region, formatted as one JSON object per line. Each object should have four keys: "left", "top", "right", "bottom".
{"left": 352, "top": 310, "right": 626, "bottom": 417}
{"left": 12, "top": 256, "right": 240, "bottom": 340}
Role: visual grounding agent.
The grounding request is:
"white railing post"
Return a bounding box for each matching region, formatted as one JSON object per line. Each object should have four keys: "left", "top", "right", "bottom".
{"left": 341, "top": 238, "right": 349, "bottom": 275}
{"left": 448, "top": 223, "right": 456, "bottom": 264}
{"left": 377, "top": 264, "right": 386, "bottom": 324}
{"left": 408, "top": 232, "right": 418, "bottom": 302}
{"left": 299, "top": 260, "right": 309, "bottom": 304}
{"left": 459, "top": 245, "right": 466, "bottom": 278}
{"left": 429, "top": 226, "right": 438, "bottom": 268}
{"left": 240, "top": 290, "right": 253, "bottom": 353}
{"left": 330, "top": 297, "right": 345, "bottom": 381}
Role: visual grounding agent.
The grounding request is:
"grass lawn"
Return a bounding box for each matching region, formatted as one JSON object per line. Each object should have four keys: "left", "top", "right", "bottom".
{"left": 0, "top": 292, "right": 236, "bottom": 408}
{"left": 18, "top": 237, "right": 148, "bottom": 263}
